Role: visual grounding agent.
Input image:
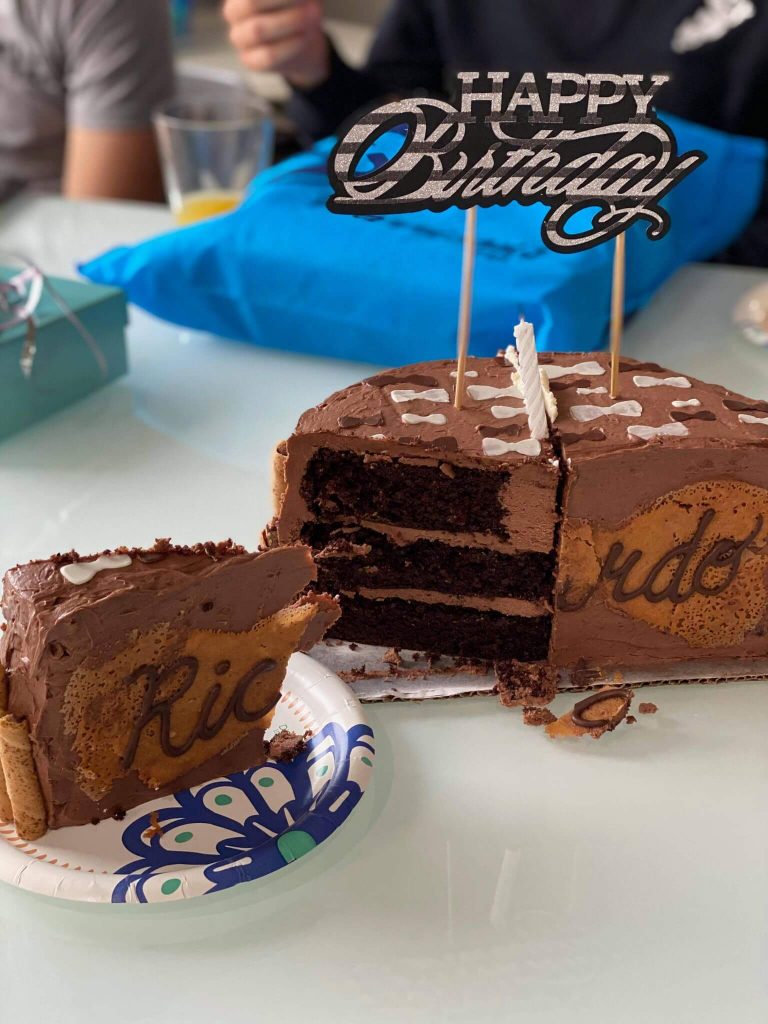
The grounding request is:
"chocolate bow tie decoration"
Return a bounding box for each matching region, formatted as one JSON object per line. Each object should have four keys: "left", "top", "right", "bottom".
{"left": 0, "top": 254, "right": 107, "bottom": 382}
{"left": 326, "top": 72, "right": 707, "bottom": 405}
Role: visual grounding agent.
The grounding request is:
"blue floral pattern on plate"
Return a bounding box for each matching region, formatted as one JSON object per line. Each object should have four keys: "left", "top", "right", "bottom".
{"left": 112, "top": 721, "right": 374, "bottom": 903}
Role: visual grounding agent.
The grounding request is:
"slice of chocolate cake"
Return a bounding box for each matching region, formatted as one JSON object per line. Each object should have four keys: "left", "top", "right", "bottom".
{"left": 548, "top": 354, "right": 768, "bottom": 678}
{"left": 0, "top": 540, "right": 339, "bottom": 839}
{"left": 272, "top": 358, "right": 560, "bottom": 680}
{"left": 270, "top": 353, "right": 768, "bottom": 699}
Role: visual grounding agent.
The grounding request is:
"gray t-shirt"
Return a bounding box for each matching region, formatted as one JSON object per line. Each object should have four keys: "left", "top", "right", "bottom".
{"left": 0, "top": 0, "right": 175, "bottom": 200}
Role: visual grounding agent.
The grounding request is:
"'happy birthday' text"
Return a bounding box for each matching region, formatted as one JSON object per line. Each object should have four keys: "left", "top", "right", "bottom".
{"left": 327, "top": 72, "right": 706, "bottom": 252}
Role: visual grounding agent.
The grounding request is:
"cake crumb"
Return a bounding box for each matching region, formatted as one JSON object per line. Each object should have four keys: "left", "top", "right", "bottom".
{"left": 496, "top": 660, "right": 557, "bottom": 707}
{"left": 626, "top": 715, "right": 637, "bottom": 725}
{"left": 439, "top": 462, "right": 456, "bottom": 478}
{"left": 639, "top": 702, "right": 658, "bottom": 715}
{"left": 342, "top": 664, "right": 368, "bottom": 682}
{"left": 383, "top": 647, "right": 401, "bottom": 666}
{"left": 143, "top": 811, "right": 164, "bottom": 839}
{"left": 48, "top": 537, "right": 248, "bottom": 566}
{"left": 267, "top": 729, "right": 310, "bottom": 763}
{"left": 453, "top": 657, "right": 492, "bottom": 677}
{"left": 523, "top": 706, "right": 557, "bottom": 727}
{"left": 546, "top": 686, "right": 633, "bottom": 740}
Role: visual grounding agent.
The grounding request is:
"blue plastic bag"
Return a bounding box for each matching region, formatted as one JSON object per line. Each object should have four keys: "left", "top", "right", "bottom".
{"left": 80, "top": 114, "right": 766, "bottom": 361}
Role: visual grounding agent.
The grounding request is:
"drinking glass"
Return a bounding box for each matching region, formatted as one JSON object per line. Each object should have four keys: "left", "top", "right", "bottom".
{"left": 154, "top": 90, "right": 275, "bottom": 225}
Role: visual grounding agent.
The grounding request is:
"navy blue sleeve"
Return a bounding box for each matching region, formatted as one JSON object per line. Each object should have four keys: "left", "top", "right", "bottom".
{"left": 718, "top": 169, "right": 768, "bottom": 267}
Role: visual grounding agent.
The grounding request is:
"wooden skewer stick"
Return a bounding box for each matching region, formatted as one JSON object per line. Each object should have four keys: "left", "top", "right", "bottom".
{"left": 454, "top": 206, "right": 477, "bottom": 410}
{"left": 609, "top": 230, "right": 626, "bottom": 400}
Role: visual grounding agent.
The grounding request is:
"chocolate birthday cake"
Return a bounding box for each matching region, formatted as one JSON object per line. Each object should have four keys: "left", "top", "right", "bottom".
{"left": 269, "top": 352, "right": 768, "bottom": 701}
{"left": 0, "top": 540, "right": 339, "bottom": 840}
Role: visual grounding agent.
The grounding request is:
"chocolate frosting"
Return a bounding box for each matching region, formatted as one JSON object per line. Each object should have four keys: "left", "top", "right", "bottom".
{"left": 547, "top": 351, "right": 768, "bottom": 457}
{"left": 288, "top": 351, "right": 768, "bottom": 465}
{"left": 3, "top": 542, "right": 316, "bottom": 695}
{"left": 295, "top": 357, "right": 554, "bottom": 463}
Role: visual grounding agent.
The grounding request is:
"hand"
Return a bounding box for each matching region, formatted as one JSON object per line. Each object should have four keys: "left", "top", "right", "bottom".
{"left": 223, "top": 0, "right": 330, "bottom": 90}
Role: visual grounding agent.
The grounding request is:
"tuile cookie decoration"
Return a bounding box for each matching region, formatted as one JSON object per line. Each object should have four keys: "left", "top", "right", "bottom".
{"left": 0, "top": 714, "right": 48, "bottom": 839}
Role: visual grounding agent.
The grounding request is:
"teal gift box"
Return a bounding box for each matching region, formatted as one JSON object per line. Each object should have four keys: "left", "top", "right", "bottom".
{"left": 0, "top": 269, "right": 128, "bottom": 441}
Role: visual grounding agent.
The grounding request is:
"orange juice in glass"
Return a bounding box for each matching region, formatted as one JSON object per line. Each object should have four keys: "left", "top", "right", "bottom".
{"left": 154, "top": 91, "right": 274, "bottom": 225}
{"left": 175, "top": 190, "right": 242, "bottom": 225}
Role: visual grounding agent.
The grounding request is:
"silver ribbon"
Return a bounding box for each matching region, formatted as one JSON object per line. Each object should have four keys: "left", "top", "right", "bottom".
{"left": 0, "top": 253, "right": 108, "bottom": 381}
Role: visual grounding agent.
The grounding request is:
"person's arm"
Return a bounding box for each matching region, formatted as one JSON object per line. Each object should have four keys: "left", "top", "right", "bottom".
{"left": 224, "top": 0, "right": 444, "bottom": 142}
{"left": 63, "top": 127, "right": 165, "bottom": 201}
{"left": 61, "top": 0, "right": 174, "bottom": 201}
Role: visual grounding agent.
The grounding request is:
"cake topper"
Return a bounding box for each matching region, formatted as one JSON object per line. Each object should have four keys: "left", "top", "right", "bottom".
{"left": 327, "top": 72, "right": 707, "bottom": 406}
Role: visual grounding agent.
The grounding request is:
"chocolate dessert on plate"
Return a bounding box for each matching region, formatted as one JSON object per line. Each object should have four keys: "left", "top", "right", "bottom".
{"left": 0, "top": 540, "right": 339, "bottom": 840}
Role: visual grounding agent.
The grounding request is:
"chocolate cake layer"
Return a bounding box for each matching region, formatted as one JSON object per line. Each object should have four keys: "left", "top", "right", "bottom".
{"left": 275, "top": 357, "right": 561, "bottom": 554}
{"left": 328, "top": 594, "right": 551, "bottom": 662}
{"left": 0, "top": 540, "right": 339, "bottom": 834}
{"left": 301, "top": 448, "right": 515, "bottom": 536}
{"left": 304, "top": 522, "right": 555, "bottom": 600}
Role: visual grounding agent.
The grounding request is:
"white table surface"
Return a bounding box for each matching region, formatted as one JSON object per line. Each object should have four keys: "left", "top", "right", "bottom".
{"left": 1, "top": 197, "right": 768, "bottom": 1024}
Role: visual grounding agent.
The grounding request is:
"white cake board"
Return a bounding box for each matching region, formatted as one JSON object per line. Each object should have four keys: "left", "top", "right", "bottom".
{"left": 314, "top": 640, "right": 768, "bottom": 702}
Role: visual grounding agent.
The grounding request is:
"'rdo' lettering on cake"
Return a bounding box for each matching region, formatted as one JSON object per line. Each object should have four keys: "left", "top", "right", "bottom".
{"left": 601, "top": 508, "right": 763, "bottom": 605}
{"left": 121, "top": 657, "right": 278, "bottom": 769}
{"left": 557, "top": 480, "right": 768, "bottom": 648}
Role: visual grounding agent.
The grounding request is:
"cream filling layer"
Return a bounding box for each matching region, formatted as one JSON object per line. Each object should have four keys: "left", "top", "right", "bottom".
{"left": 336, "top": 517, "right": 556, "bottom": 557}
{"left": 341, "top": 588, "right": 551, "bottom": 617}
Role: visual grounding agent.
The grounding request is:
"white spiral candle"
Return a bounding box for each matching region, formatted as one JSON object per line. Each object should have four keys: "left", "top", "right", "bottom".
{"left": 513, "top": 318, "right": 549, "bottom": 440}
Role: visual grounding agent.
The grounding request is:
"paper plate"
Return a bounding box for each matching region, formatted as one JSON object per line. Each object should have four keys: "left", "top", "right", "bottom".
{"left": 0, "top": 653, "right": 374, "bottom": 904}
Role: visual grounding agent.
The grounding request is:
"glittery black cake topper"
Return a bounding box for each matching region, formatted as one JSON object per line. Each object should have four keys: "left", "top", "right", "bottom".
{"left": 327, "top": 72, "right": 707, "bottom": 254}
